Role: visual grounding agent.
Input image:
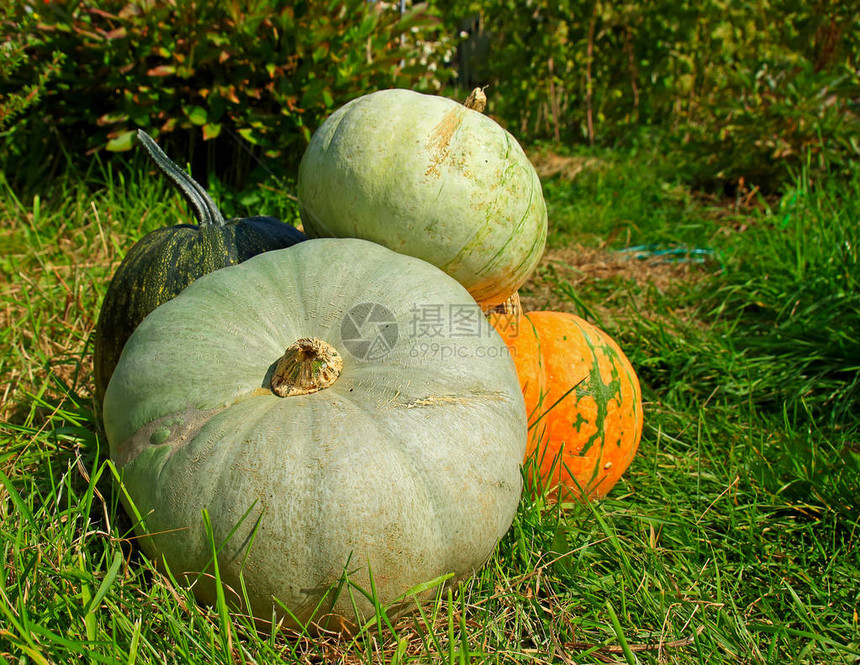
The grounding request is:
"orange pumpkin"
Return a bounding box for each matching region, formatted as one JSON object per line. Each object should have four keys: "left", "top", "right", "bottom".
{"left": 489, "top": 311, "right": 643, "bottom": 499}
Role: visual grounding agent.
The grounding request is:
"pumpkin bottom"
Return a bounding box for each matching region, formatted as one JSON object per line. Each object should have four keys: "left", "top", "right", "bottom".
{"left": 524, "top": 430, "right": 640, "bottom": 500}
{"left": 114, "top": 385, "right": 522, "bottom": 634}
{"left": 182, "top": 558, "right": 444, "bottom": 635}
{"left": 125, "top": 477, "right": 472, "bottom": 635}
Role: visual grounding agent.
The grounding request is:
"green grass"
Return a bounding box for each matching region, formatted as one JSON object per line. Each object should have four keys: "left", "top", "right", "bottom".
{"left": 1, "top": 149, "right": 859, "bottom": 663}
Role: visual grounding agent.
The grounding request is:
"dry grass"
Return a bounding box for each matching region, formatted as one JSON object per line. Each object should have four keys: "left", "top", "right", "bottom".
{"left": 518, "top": 244, "right": 710, "bottom": 330}
{"left": 528, "top": 149, "right": 607, "bottom": 182}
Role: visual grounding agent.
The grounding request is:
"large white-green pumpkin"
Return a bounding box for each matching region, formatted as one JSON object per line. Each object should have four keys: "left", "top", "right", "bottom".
{"left": 103, "top": 238, "right": 527, "bottom": 630}
{"left": 297, "top": 89, "right": 547, "bottom": 308}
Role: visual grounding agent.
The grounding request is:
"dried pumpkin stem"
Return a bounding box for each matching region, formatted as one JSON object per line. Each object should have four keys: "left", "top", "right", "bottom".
{"left": 485, "top": 291, "right": 522, "bottom": 317}
{"left": 463, "top": 87, "right": 487, "bottom": 113}
{"left": 271, "top": 338, "right": 343, "bottom": 397}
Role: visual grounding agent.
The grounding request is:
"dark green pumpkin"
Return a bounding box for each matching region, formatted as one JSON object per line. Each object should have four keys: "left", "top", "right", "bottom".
{"left": 93, "top": 131, "right": 305, "bottom": 407}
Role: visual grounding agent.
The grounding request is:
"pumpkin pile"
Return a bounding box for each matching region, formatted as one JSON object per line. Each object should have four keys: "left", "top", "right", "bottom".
{"left": 97, "top": 89, "right": 641, "bottom": 631}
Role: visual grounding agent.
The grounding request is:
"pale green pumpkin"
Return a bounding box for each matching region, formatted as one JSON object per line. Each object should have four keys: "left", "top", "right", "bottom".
{"left": 297, "top": 89, "right": 547, "bottom": 308}
{"left": 103, "top": 238, "right": 527, "bottom": 630}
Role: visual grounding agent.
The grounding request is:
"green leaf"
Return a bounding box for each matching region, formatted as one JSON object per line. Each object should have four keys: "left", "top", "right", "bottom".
{"left": 84, "top": 551, "right": 123, "bottom": 616}
{"left": 549, "top": 525, "right": 575, "bottom": 576}
{"left": 105, "top": 130, "right": 136, "bottom": 152}
{"left": 238, "top": 127, "right": 258, "bottom": 144}
{"left": 184, "top": 105, "right": 208, "bottom": 126}
{"left": 0, "top": 469, "right": 35, "bottom": 529}
{"left": 202, "top": 122, "right": 221, "bottom": 140}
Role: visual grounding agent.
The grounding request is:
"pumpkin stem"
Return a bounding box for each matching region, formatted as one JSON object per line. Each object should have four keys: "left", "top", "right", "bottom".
{"left": 485, "top": 291, "right": 522, "bottom": 318}
{"left": 463, "top": 87, "right": 487, "bottom": 113}
{"left": 271, "top": 338, "right": 343, "bottom": 397}
{"left": 137, "top": 130, "right": 227, "bottom": 227}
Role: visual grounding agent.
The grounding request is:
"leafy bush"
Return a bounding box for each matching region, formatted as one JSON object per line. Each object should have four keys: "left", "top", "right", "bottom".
{"left": 440, "top": 0, "right": 860, "bottom": 190}
{"left": 0, "top": 5, "right": 64, "bottom": 132}
{"left": 4, "top": 0, "right": 859, "bottom": 192}
{"left": 0, "top": 0, "right": 453, "bottom": 188}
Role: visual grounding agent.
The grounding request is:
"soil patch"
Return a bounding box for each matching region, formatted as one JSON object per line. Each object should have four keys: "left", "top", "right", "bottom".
{"left": 528, "top": 149, "right": 606, "bottom": 181}
{"left": 519, "top": 244, "right": 710, "bottom": 324}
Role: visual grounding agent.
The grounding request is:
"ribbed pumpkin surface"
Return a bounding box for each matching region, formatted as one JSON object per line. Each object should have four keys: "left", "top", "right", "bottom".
{"left": 489, "top": 311, "right": 643, "bottom": 499}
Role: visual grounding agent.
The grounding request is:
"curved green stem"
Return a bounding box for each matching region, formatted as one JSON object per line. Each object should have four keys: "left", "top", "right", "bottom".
{"left": 137, "top": 130, "right": 226, "bottom": 227}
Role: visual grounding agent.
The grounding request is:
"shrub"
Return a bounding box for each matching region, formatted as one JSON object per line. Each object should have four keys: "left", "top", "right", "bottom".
{"left": 0, "top": 4, "right": 64, "bottom": 132}
{"left": 439, "top": 0, "right": 860, "bottom": 190}
{"left": 0, "top": 0, "right": 454, "bottom": 188}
